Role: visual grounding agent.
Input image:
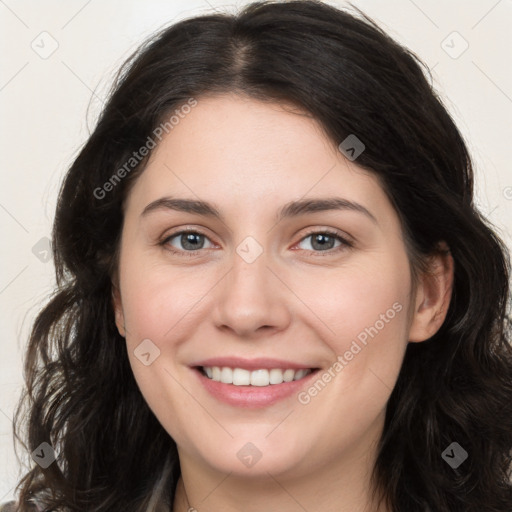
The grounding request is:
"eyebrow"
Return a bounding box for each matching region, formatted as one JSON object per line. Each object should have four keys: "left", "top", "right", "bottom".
{"left": 141, "top": 196, "right": 378, "bottom": 225}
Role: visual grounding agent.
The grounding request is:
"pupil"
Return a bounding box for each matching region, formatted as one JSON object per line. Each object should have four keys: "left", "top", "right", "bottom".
{"left": 313, "top": 234, "right": 333, "bottom": 250}
{"left": 184, "top": 233, "right": 202, "bottom": 249}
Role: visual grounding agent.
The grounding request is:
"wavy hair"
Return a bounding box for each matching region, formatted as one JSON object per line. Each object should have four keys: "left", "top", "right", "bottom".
{"left": 10, "top": 1, "right": 512, "bottom": 510}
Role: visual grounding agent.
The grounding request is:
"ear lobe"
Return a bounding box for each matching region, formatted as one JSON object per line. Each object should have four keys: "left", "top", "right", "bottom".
{"left": 408, "top": 242, "right": 454, "bottom": 343}
{"left": 111, "top": 284, "right": 126, "bottom": 338}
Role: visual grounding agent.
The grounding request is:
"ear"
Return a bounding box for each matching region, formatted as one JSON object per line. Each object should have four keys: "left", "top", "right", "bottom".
{"left": 111, "top": 282, "right": 126, "bottom": 338}
{"left": 408, "top": 241, "right": 454, "bottom": 343}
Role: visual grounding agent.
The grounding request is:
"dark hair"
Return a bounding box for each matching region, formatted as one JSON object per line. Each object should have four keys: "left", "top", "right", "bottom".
{"left": 10, "top": 1, "right": 512, "bottom": 511}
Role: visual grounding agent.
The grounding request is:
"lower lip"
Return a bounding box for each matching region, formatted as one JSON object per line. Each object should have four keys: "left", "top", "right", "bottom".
{"left": 193, "top": 368, "right": 319, "bottom": 408}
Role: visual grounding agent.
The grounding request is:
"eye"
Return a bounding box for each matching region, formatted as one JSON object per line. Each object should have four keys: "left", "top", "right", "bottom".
{"left": 295, "top": 229, "right": 353, "bottom": 256}
{"left": 160, "top": 230, "right": 215, "bottom": 256}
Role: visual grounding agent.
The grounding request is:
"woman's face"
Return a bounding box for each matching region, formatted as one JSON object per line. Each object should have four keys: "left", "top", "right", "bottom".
{"left": 113, "top": 94, "right": 443, "bottom": 481}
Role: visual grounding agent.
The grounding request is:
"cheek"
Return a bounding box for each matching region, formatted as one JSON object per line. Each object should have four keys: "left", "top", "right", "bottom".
{"left": 309, "top": 253, "right": 410, "bottom": 340}
{"left": 119, "top": 256, "right": 204, "bottom": 341}
{"left": 300, "top": 251, "right": 412, "bottom": 392}
{"left": 288, "top": 254, "right": 411, "bottom": 454}
{"left": 117, "top": 261, "right": 202, "bottom": 439}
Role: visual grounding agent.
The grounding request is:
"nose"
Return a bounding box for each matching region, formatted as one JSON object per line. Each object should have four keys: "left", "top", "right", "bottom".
{"left": 212, "top": 244, "right": 291, "bottom": 339}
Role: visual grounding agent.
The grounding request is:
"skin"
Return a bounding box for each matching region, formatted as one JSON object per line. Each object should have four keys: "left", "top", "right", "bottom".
{"left": 112, "top": 93, "right": 453, "bottom": 512}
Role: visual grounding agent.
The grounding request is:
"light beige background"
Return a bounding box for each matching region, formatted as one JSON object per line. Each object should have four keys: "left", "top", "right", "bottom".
{"left": 1, "top": 0, "right": 511, "bottom": 503}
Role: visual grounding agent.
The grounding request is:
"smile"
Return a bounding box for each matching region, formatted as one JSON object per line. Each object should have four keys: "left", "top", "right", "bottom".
{"left": 200, "top": 366, "right": 313, "bottom": 386}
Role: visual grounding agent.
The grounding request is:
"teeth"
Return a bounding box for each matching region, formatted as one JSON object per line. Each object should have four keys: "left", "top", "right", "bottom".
{"left": 283, "top": 369, "right": 295, "bottom": 382}
{"left": 251, "top": 369, "right": 269, "bottom": 386}
{"left": 293, "top": 369, "right": 309, "bottom": 381}
{"left": 233, "top": 368, "right": 251, "bottom": 385}
{"left": 220, "top": 367, "right": 233, "bottom": 383}
{"left": 202, "top": 366, "right": 312, "bottom": 386}
{"left": 269, "top": 368, "right": 284, "bottom": 384}
{"left": 212, "top": 366, "right": 221, "bottom": 381}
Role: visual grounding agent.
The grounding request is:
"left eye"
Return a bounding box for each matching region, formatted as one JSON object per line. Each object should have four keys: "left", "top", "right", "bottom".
{"left": 296, "top": 231, "right": 346, "bottom": 252}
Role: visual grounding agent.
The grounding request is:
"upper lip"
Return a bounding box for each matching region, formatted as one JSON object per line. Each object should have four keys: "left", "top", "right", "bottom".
{"left": 190, "top": 357, "right": 318, "bottom": 371}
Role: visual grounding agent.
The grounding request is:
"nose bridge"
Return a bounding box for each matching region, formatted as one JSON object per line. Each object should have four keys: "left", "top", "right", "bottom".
{"left": 229, "top": 234, "right": 273, "bottom": 305}
{"left": 212, "top": 233, "right": 289, "bottom": 336}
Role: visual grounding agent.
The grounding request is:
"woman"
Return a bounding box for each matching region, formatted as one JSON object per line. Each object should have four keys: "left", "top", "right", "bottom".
{"left": 3, "top": 1, "right": 512, "bottom": 511}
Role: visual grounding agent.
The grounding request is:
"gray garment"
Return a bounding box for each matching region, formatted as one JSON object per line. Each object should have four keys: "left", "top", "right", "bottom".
{"left": 0, "top": 501, "right": 41, "bottom": 512}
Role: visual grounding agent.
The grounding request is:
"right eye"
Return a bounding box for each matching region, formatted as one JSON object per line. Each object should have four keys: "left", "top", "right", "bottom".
{"left": 160, "top": 229, "right": 216, "bottom": 255}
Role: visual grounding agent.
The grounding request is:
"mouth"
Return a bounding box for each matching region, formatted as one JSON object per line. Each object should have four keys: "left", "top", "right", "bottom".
{"left": 189, "top": 358, "right": 321, "bottom": 408}
{"left": 197, "top": 366, "right": 315, "bottom": 386}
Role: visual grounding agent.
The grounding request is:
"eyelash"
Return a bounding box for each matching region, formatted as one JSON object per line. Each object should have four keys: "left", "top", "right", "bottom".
{"left": 159, "top": 228, "right": 353, "bottom": 258}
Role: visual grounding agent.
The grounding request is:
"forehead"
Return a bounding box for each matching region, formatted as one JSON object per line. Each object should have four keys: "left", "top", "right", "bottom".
{"left": 123, "top": 93, "right": 391, "bottom": 222}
